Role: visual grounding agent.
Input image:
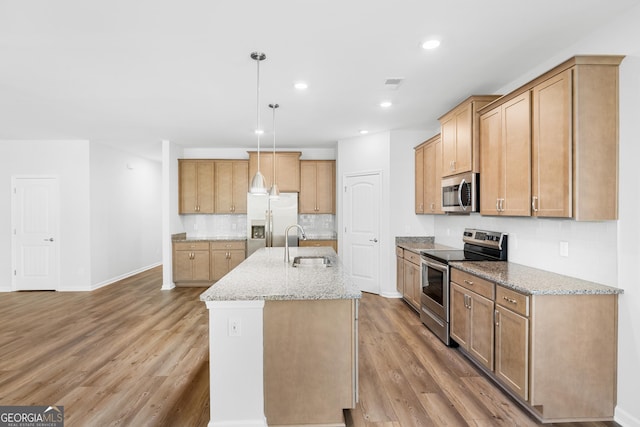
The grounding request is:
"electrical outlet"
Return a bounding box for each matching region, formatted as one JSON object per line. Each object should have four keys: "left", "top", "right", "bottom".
{"left": 560, "top": 241, "right": 569, "bottom": 257}
{"left": 228, "top": 318, "right": 241, "bottom": 337}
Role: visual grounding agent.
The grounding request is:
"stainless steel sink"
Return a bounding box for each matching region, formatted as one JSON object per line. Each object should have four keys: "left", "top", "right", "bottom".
{"left": 292, "top": 256, "right": 331, "bottom": 267}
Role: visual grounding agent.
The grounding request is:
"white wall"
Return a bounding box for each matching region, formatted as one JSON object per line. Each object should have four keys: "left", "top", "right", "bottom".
{"left": 0, "top": 140, "right": 92, "bottom": 291}
{"left": 162, "top": 140, "right": 184, "bottom": 289}
{"left": 90, "top": 142, "right": 162, "bottom": 289}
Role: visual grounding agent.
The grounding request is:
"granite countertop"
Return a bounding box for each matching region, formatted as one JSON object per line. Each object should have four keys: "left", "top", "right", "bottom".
{"left": 395, "top": 236, "right": 455, "bottom": 254}
{"left": 450, "top": 261, "right": 623, "bottom": 296}
{"left": 200, "top": 246, "right": 361, "bottom": 302}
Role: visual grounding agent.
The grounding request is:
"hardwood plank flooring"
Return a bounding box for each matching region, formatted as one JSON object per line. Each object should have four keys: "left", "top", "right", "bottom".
{"left": 0, "top": 267, "right": 621, "bottom": 427}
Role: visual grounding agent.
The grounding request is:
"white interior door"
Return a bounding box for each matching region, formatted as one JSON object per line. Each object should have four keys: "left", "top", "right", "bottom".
{"left": 12, "top": 177, "right": 60, "bottom": 291}
{"left": 343, "top": 172, "right": 381, "bottom": 294}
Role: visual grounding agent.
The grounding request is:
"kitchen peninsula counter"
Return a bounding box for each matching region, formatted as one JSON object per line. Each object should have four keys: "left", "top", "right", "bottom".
{"left": 450, "top": 261, "right": 623, "bottom": 295}
{"left": 200, "top": 246, "right": 360, "bottom": 427}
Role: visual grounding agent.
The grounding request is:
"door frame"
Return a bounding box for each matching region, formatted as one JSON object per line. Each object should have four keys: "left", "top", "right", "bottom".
{"left": 341, "top": 170, "right": 383, "bottom": 295}
{"left": 11, "top": 175, "right": 61, "bottom": 291}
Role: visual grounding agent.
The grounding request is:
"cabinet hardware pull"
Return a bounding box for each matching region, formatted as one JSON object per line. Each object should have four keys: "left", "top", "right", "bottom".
{"left": 464, "top": 279, "right": 473, "bottom": 285}
{"left": 496, "top": 199, "right": 500, "bottom": 212}
{"left": 532, "top": 196, "right": 538, "bottom": 212}
{"left": 495, "top": 310, "right": 500, "bottom": 326}
{"left": 503, "top": 296, "right": 517, "bottom": 304}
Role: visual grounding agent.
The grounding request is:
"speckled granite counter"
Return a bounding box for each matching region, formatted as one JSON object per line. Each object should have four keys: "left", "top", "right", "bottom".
{"left": 200, "top": 246, "right": 361, "bottom": 302}
{"left": 395, "top": 236, "right": 454, "bottom": 254}
{"left": 450, "top": 261, "right": 623, "bottom": 296}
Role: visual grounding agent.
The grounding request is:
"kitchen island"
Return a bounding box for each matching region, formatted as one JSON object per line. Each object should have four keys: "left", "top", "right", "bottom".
{"left": 200, "top": 246, "right": 361, "bottom": 427}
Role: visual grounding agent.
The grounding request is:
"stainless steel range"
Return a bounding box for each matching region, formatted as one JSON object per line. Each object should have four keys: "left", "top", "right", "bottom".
{"left": 419, "top": 229, "right": 508, "bottom": 345}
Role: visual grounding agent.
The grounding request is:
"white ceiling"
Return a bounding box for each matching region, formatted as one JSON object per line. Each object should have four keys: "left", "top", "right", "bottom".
{"left": 1, "top": 0, "right": 638, "bottom": 160}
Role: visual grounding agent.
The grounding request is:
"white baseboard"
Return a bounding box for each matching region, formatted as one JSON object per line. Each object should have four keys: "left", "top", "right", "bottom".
{"left": 380, "top": 291, "right": 403, "bottom": 298}
{"left": 616, "top": 406, "right": 640, "bottom": 427}
{"left": 208, "top": 417, "right": 268, "bottom": 427}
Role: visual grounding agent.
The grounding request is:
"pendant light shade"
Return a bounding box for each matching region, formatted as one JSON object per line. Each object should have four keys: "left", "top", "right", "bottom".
{"left": 249, "top": 51, "right": 268, "bottom": 195}
{"left": 268, "top": 103, "right": 280, "bottom": 199}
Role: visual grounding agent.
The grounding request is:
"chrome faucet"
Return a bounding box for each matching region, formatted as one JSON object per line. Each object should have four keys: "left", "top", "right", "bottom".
{"left": 285, "top": 224, "right": 307, "bottom": 263}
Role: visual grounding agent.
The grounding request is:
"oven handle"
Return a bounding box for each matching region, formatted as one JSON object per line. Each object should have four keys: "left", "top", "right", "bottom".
{"left": 422, "top": 258, "right": 448, "bottom": 273}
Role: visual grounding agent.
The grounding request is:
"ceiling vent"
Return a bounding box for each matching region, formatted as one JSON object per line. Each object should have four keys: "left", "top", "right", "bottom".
{"left": 384, "top": 78, "right": 404, "bottom": 90}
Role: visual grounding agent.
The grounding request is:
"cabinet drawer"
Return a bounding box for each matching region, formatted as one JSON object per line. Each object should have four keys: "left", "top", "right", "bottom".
{"left": 210, "top": 240, "right": 246, "bottom": 250}
{"left": 396, "top": 247, "right": 404, "bottom": 258}
{"left": 496, "top": 286, "right": 529, "bottom": 317}
{"left": 174, "top": 241, "right": 210, "bottom": 251}
{"left": 450, "top": 268, "right": 495, "bottom": 300}
{"left": 404, "top": 251, "right": 421, "bottom": 265}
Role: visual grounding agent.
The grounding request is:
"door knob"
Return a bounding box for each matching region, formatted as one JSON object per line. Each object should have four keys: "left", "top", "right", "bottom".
{"left": 369, "top": 238, "right": 378, "bottom": 243}
{"left": 43, "top": 238, "right": 54, "bottom": 242}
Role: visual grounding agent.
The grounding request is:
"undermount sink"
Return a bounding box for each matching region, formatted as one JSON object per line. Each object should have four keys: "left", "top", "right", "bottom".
{"left": 292, "top": 256, "right": 332, "bottom": 268}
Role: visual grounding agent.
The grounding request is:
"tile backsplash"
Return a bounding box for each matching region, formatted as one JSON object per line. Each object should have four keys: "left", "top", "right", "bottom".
{"left": 181, "top": 214, "right": 336, "bottom": 239}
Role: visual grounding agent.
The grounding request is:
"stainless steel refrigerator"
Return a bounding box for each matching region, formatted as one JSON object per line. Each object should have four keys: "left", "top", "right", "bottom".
{"left": 247, "top": 192, "right": 299, "bottom": 256}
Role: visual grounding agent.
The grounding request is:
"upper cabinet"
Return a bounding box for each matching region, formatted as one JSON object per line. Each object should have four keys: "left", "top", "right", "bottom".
{"left": 479, "top": 55, "right": 624, "bottom": 221}
{"left": 439, "top": 95, "right": 501, "bottom": 177}
{"left": 300, "top": 160, "right": 336, "bottom": 214}
{"left": 415, "top": 134, "right": 443, "bottom": 214}
{"left": 179, "top": 160, "right": 215, "bottom": 214}
{"left": 248, "top": 151, "right": 301, "bottom": 192}
{"left": 479, "top": 92, "right": 532, "bottom": 216}
{"left": 215, "top": 160, "right": 248, "bottom": 214}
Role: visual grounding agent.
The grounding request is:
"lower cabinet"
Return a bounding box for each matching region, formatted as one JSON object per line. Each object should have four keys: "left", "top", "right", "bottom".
{"left": 173, "top": 241, "right": 211, "bottom": 285}
{"left": 402, "top": 251, "right": 421, "bottom": 311}
{"left": 396, "top": 247, "right": 405, "bottom": 296}
{"left": 450, "top": 267, "right": 618, "bottom": 422}
{"left": 210, "top": 241, "right": 245, "bottom": 282}
{"left": 173, "top": 240, "right": 246, "bottom": 286}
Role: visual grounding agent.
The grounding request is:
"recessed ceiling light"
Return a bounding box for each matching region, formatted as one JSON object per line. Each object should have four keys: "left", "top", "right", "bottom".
{"left": 359, "top": 130, "right": 369, "bottom": 135}
{"left": 422, "top": 39, "right": 441, "bottom": 50}
{"left": 294, "top": 82, "right": 308, "bottom": 90}
{"left": 380, "top": 101, "right": 392, "bottom": 108}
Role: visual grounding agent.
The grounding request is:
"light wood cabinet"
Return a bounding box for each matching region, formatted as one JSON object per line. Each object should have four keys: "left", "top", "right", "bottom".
{"left": 178, "top": 160, "right": 215, "bottom": 214}
{"left": 450, "top": 270, "right": 495, "bottom": 371}
{"left": 450, "top": 267, "right": 618, "bottom": 422}
{"left": 479, "top": 55, "right": 623, "bottom": 221}
{"left": 299, "top": 239, "right": 337, "bottom": 253}
{"left": 300, "top": 160, "right": 335, "bottom": 213}
{"left": 214, "top": 160, "right": 248, "bottom": 214}
{"left": 264, "top": 298, "right": 357, "bottom": 425}
{"left": 172, "top": 241, "right": 211, "bottom": 285}
{"left": 248, "top": 151, "right": 301, "bottom": 192}
{"left": 402, "top": 251, "right": 421, "bottom": 311}
{"left": 479, "top": 92, "right": 532, "bottom": 216}
{"left": 439, "top": 95, "right": 501, "bottom": 177}
{"left": 415, "top": 134, "right": 444, "bottom": 214}
{"left": 210, "top": 241, "right": 245, "bottom": 282}
{"left": 396, "top": 247, "right": 405, "bottom": 295}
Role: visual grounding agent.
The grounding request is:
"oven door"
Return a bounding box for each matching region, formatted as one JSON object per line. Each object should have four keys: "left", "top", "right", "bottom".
{"left": 421, "top": 258, "right": 449, "bottom": 321}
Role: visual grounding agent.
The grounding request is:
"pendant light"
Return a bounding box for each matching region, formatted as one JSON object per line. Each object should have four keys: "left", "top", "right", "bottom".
{"left": 268, "top": 103, "right": 280, "bottom": 199}
{"left": 249, "top": 51, "right": 267, "bottom": 194}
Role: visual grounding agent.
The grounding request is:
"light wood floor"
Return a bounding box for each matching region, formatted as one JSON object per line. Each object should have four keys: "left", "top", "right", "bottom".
{"left": 0, "top": 267, "right": 620, "bottom": 427}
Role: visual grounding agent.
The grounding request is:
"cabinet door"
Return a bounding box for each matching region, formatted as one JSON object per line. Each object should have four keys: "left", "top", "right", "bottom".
{"left": 415, "top": 146, "right": 425, "bottom": 213}
{"left": 396, "top": 254, "right": 405, "bottom": 295}
{"left": 441, "top": 116, "right": 457, "bottom": 177}
{"left": 532, "top": 69, "right": 572, "bottom": 218}
{"left": 410, "top": 261, "right": 421, "bottom": 310}
{"left": 495, "top": 305, "right": 529, "bottom": 401}
{"left": 179, "top": 160, "right": 198, "bottom": 214}
{"left": 502, "top": 92, "right": 531, "bottom": 216}
{"left": 215, "top": 161, "right": 234, "bottom": 213}
{"left": 228, "top": 249, "right": 245, "bottom": 271}
{"left": 299, "top": 161, "right": 317, "bottom": 213}
{"left": 469, "top": 292, "right": 495, "bottom": 371}
{"left": 210, "top": 250, "right": 229, "bottom": 282}
{"left": 433, "top": 138, "right": 443, "bottom": 213}
{"left": 450, "top": 283, "right": 470, "bottom": 347}
{"left": 423, "top": 144, "right": 434, "bottom": 213}
{"left": 232, "top": 161, "right": 248, "bottom": 213}
{"left": 192, "top": 250, "right": 211, "bottom": 281}
{"left": 480, "top": 106, "right": 503, "bottom": 215}
{"left": 315, "top": 161, "right": 335, "bottom": 213}
{"left": 403, "top": 260, "right": 420, "bottom": 310}
{"left": 275, "top": 152, "right": 301, "bottom": 192}
{"left": 454, "top": 104, "right": 473, "bottom": 174}
{"left": 174, "top": 250, "right": 194, "bottom": 281}
{"left": 249, "top": 152, "right": 274, "bottom": 190}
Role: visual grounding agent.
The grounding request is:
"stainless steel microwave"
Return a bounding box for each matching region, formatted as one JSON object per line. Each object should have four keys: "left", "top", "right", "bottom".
{"left": 441, "top": 172, "right": 479, "bottom": 213}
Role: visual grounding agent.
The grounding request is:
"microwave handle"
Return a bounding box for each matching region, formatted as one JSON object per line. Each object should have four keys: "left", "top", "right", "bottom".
{"left": 458, "top": 179, "right": 467, "bottom": 211}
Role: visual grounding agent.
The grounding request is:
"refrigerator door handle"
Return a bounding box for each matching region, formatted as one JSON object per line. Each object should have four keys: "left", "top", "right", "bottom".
{"left": 266, "top": 209, "right": 272, "bottom": 247}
